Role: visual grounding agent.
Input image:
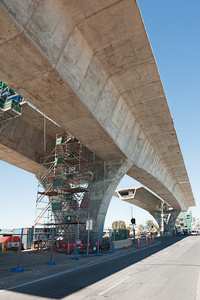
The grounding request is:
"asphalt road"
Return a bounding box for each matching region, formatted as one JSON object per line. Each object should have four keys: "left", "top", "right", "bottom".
{"left": 1, "top": 236, "right": 200, "bottom": 299}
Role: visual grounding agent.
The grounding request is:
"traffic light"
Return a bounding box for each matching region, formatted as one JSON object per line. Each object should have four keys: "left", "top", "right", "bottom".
{"left": 131, "top": 218, "right": 135, "bottom": 224}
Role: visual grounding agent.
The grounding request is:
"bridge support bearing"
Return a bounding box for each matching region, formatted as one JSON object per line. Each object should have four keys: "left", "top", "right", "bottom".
{"left": 82, "top": 158, "right": 133, "bottom": 244}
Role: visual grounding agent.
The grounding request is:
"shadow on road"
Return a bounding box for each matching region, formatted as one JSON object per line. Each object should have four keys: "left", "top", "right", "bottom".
{"left": 3, "top": 236, "right": 187, "bottom": 299}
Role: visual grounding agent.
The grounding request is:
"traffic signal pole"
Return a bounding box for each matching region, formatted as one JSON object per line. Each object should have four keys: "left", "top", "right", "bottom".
{"left": 131, "top": 207, "right": 136, "bottom": 242}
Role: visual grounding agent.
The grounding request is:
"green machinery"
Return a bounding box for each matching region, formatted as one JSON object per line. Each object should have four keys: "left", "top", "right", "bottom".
{"left": 0, "top": 80, "right": 23, "bottom": 127}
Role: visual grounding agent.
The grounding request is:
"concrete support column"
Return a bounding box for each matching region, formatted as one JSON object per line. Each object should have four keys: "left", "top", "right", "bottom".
{"left": 150, "top": 211, "right": 162, "bottom": 230}
{"left": 165, "top": 210, "right": 181, "bottom": 233}
{"left": 82, "top": 157, "right": 133, "bottom": 242}
{"left": 151, "top": 210, "right": 180, "bottom": 234}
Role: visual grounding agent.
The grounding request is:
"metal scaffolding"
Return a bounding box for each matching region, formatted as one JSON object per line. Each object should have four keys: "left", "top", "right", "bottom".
{"left": 35, "top": 132, "right": 92, "bottom": 243}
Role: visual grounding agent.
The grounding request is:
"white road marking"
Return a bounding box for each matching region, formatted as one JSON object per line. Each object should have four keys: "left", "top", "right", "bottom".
{"left": 98, "top": 276, "right": 130, "bottom": 296}
{"left": 196, "top": 269, "right": 200, "bottom": 299}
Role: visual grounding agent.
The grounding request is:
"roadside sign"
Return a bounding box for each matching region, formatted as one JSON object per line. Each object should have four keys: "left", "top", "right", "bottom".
{"left": 86, "top": 220, "right": 93, "bottom": 230}
{"left": 52, "top": 202, "right": 61, "bottom": 211}
{"left": 65, "top": 216, "right": 71, "bottom": 222}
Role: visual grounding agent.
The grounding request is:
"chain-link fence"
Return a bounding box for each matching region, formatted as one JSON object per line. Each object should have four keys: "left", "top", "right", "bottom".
{"left": 0, "top": 227, "right": 156, "bottom": 272}
{"left": 0, "top": 227, "right": 115, "bottom": 271}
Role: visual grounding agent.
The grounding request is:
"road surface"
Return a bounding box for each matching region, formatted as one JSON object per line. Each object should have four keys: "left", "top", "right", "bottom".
{"left": 1, "top": 236, "right": 200, "bottom": 299}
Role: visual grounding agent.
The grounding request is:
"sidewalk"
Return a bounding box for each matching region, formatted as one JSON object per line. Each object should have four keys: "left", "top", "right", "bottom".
{"left": 0, "top": 239, "right": 159, "bottom": 290}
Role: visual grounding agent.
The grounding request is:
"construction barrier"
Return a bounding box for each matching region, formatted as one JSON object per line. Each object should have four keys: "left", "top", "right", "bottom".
{"left": 137, "top": 237, "right": 140, "bottom": 248}
{"left": 0, "top": 227, "right": 158, "bottom": 274}
{"left": 113, "top": 239, "right": 131, "bottom": 249}
{"left": 0, "top": 236, "right": 21, "bottom": 251}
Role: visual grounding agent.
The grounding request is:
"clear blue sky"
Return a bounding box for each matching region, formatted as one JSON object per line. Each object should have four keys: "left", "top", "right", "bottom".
{"left": 1, "top": 1, "right": 200, "bottom": 230}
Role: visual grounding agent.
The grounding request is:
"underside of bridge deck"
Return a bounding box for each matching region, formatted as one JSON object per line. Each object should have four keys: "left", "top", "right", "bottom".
{"left": 0, "top": 1, "right": 195, "bottom": 236}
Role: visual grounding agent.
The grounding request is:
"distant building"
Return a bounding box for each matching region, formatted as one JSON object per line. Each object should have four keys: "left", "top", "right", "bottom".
{"left": 176, "top": 211, "right": 193, "bottom": 232}
{"left": 191, "top": 219, "right": 200, "bottom": 231}
{"left": 13, "top": 227, "right": 44, "bottom": 250}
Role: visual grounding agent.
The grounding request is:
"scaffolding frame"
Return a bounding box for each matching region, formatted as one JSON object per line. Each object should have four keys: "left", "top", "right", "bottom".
{"left": 35, "top": 132, "right": 91, "bottom": 243}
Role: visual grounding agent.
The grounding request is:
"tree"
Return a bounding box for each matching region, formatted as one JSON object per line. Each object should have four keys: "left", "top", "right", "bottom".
{"left": 112, "top": 220, "right": 126, "bottom": 230}
{"left": 138, "top": 224, "right": 144, "bottom": 231}
{"left": 146, "top": 220, "right": 160, "bottom": 232}
{"left": 154, "top": 224, "right": 160, "bottom": 232}
{"left": 126, "top": 225, "right": 133, "bottom": 231}
{"left": 146, "top": 220, "right": 155, "bottom": 228}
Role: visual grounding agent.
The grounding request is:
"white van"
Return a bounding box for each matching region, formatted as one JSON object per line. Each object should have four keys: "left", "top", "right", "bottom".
{"left": 191, "top": 230, "right": 198, "bottom": 236}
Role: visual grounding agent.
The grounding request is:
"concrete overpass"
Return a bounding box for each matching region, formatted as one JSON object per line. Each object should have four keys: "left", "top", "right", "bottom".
{"left": 0, "top": 1, "right": 195, "bottom": 235}
{"left": 114, "top": 187, "right": 179, "bottom": 233}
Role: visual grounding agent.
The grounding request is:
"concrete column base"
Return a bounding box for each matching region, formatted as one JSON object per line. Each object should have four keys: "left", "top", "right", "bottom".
{"left": 165, "top": 210, "right": 181, "bottom": 233}
{"left": 82, "top": 157, "right": 133, "bottom": 243}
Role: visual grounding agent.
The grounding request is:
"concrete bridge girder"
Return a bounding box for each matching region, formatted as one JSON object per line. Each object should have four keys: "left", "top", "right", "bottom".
{"left": 115, "top": 186, "right": 180, "bottom": 233}
{"left": 114, "top": 187, "right": 171, "bottom": 215}
{"left": 0, "top": 0, "right": 195, "bottom": 221}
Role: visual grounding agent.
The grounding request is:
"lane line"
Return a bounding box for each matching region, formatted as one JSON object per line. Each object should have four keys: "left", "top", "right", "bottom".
{"left": 196, "top": 268, "right": 200, "bottom": 299}
{"left": 98, "top": 276, "right": 130, "bottom": 296}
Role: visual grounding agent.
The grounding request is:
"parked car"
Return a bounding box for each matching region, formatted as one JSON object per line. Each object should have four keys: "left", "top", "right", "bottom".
{"left": 184, "top": 231, "right": 191, "bottom": 236}
{"left": 191, "top": 230, "right": 198, "bottom": 236}
{"left": 177, "top": 231, "right": 184, "bottom": 236}
{"left": 165, "top": 232, "right": 172, "bottom": 236}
